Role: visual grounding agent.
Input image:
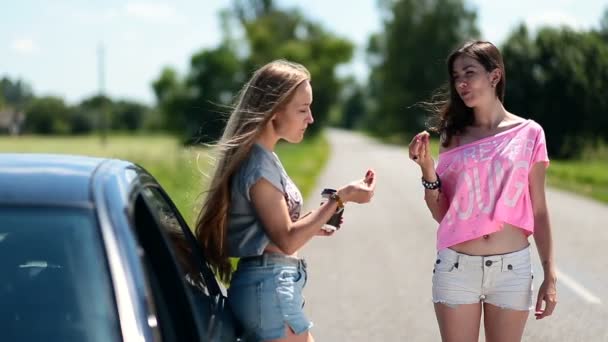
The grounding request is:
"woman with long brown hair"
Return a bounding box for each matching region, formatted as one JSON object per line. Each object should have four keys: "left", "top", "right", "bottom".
{"left": 409, "top": 41, "right": 557, "bottom": 341}
{"left": 195, "top": 59, "right": 376, "bottom": 342}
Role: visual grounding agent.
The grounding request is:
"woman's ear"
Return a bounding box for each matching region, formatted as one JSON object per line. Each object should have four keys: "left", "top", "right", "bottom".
{"left": 269, "top": 112, "right": 280, "bottom": 130}
{"left": 491, "top": 68, "right": 502, "bottom": 86}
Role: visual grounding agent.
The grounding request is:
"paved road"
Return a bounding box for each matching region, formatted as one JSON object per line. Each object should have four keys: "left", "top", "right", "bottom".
{"left": 301, "top": 129, "right": 608, "bottom": 341}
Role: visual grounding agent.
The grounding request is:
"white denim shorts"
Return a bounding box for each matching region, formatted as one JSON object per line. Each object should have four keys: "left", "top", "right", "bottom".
{"left": 432, "top": 246, "right": 533, "bottom": 311}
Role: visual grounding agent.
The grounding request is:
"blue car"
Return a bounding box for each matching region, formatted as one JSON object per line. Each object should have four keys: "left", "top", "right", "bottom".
{"left": 0, "top": 154, "right": 239, "bottom": 341}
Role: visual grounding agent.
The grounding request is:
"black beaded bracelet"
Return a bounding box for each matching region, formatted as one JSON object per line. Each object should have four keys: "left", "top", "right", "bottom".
{"left": 422, "top": 173, "right": 441, "bottom": 190}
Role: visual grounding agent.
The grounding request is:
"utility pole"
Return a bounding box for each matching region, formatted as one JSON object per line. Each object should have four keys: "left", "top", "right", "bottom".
{"left": 98, "top": 42, "right": 107, "bottom": 145}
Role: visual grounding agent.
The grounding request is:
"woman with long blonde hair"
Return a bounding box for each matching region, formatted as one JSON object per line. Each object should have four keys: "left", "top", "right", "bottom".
{"left": 196, "top": 59, "right": 376, "bottom": 342}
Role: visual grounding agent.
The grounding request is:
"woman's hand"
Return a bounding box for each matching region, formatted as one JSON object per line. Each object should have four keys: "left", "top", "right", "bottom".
{"left": 315, "top": 213, "right": 345, "bottom": 236}
{"left": 408, "top": 131, "right": 435, "bottom": 172}
{"left": 535, "top": 275, "right": 558, "bottom": 319}
{"left": 315, "top": 228, "right": 337, "bottom": 236}
{"left": 338, "top": 169, "right": 376, "bottom": 204}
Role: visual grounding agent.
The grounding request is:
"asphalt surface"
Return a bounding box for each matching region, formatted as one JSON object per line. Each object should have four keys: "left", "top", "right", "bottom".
{"left": 301, "top": 129, "right": 608, "bottom": 341}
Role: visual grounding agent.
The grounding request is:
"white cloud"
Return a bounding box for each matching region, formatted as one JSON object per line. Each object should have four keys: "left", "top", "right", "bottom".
{"left": 121, "top": 31, "right": 139, "bottom": 43}
{"left": 10, "top": 38, "right": 38, "bottom": 54}
{"left": 103, "top": 8, "right": 121, "bottom": 21}
{"left": 525, "top": 11, "right": 584, "bottom": 31}
{"left": 124, "top": 2, "right": 182, "bottom": 23}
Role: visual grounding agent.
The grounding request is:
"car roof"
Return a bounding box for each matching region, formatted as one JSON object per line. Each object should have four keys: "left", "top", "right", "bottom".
{"left": 0, "top": 153, "right": 110, "bottom": 207}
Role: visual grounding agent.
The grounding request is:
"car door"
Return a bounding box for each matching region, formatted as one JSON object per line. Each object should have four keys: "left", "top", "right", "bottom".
{"left": 135, "top": 183, "right": 239, "bottom": 342}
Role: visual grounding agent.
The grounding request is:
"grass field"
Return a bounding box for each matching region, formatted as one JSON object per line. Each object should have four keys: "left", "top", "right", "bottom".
{"left": 547, "top": 161, "right": 608, "bottom": 203}
{"left": 0, "top": 133, "right": 330, "bottom": 225}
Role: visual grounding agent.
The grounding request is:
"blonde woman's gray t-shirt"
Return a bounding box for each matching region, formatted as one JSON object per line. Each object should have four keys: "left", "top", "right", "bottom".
{"left": 227, "top": 143, "right": 303, "bottom": 257}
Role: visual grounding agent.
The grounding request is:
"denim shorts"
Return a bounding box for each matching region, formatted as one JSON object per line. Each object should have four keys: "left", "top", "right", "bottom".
{"left": 228, "top": 253, "right": 313, "bottom": 341}
{"left": 432, "top": 246, "right": 534, "bottom": 311}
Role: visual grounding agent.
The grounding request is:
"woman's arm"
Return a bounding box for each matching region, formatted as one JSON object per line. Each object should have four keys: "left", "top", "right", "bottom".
{"left": 421, "top": 167, "right": 449, "bottom": 223}
{"left": 250, "top": 179, "right": 339, "bottom": 254}
{"left": 410, "top": 131, "right": 449, "bottom": 223}
{"left": 529, "top": 162, "right": 557, "bottom": 319}
{"left": 250, "top": 172, "right": 376, "bottom": 255}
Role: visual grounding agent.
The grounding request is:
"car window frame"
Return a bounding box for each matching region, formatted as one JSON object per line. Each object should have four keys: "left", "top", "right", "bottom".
{"left": 139, "top": 185, "right": 223, "bottom": 295}
{"left": 137, "top": 183, "right": 239, "bottom": 341}
{"left": 129, "top": 189, "right": 203, "bottom": 342}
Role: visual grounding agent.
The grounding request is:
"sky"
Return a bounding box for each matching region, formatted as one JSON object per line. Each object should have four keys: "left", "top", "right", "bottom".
{"left": 1, "top": 0, "right": 606, "bottom": 106}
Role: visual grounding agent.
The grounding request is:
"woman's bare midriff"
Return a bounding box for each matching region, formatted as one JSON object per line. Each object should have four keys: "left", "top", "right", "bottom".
{"left": 449, "top": 223, "right": 530, "bottom": 256}
{"left": 263, "top": 244, "right": 298, "bottom": 257}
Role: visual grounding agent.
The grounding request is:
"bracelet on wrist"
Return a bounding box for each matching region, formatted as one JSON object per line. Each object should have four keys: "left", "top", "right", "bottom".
{"left": 422, "top": 173, "right": 441, "bottom": 190}
{"left": 330, "top": 192, "right": 345, "bottom": 209}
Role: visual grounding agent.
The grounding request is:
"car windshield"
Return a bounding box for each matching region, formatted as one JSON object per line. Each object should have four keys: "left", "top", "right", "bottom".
{"left": 0, "top": 206, "right": 121, "bottom": 342}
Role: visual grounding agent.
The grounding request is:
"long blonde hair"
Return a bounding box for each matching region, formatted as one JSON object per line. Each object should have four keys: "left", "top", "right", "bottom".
{"left": 195, "top": 60, "right": 311, "bottom": 282}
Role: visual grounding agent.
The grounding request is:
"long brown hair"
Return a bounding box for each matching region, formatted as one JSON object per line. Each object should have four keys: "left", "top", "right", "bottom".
{"left": 195, "top": 60, "right": 310, "bottom": 282}
{"left": 426, "top": 41, "right": 506, "bottom": 147}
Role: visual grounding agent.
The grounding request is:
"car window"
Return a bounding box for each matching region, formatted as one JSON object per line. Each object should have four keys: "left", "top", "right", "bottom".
{"left": 132, "top": 192, "right": 207, "bottom": 341}
{"left": 0, "top": 207, "right": 121, "bottom": 342}
{"left": 139, "top": 186, "right": 238, "bottom": 341}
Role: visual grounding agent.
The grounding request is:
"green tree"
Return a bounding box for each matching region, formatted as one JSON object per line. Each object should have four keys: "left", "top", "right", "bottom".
{"left": 24, "top": 96, "right": 71, "bottom": 134}
{"left": 366, "top": 0, "right": 479, "bottom": 136}
{"left": 152, "top": 67, "right": 187, "bottom": 133}
{"left": 503, "top": 25, "right": 608, "bottom": 158}
{"left": 153, "top": 67, "right": 182, "bottom": 105}
{"left": 113, "top": 100, "right": 150, "bottom": 131}
{"left": 68, "top": 109, "right": 95, "bottom": 134}
{"left": 185, "top": 44, "right": 243, "bottom": 143}
{"left": 153, "top": 45, "right": 242, "bottom": 143}
{"left": 0, "top": 77, "right": 33, "bottom": 110}
{"left": 501, "top": 24, "right": 540, "bottom": 125}
{"left": 78, "top": 95, "right": 113, "bottom": 134}
{"left": 153, "top": 0, "right": 354, "bottom": 143}
{"left": 600, "top": 7, "right": 608, "bottom": 40}
{"left": 234, "top": 0, "right": 354, "bottom": 136}
{"left": 340, "top": 84, "right": 366, "bottom": 130}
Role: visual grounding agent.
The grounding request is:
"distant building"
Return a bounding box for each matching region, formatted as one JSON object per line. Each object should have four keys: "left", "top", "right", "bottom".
{"left": 0, "top": 108, "right": 25, "bottom": 135}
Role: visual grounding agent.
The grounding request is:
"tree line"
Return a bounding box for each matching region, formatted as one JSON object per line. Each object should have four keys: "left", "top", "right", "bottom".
{"left": 0, "top": 78, "right": 156, "bottom": 135}
{"left": 2, "top": 0, "right": 607, "bottom": 159}
{"left": 152, "top": 0, "right": 353, "bottom": 143}
{"left": 356, "top": 0, "right": 608, "bottom": 159}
